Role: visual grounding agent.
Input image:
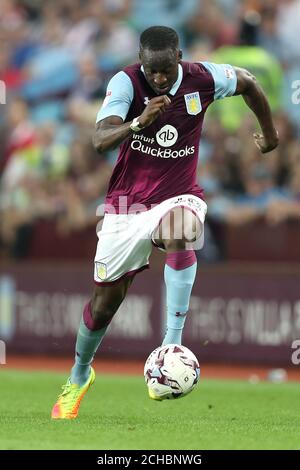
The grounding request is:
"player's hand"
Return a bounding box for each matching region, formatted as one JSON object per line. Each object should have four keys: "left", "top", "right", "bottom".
{"left": 139, "top": 95, "right": 171, "bottom": 128}
{"left": 253, "top": 130, "right": 279, "bottom": 154}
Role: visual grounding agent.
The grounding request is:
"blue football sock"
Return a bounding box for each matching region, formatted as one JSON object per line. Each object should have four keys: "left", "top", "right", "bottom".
{"left": 71, "top": 316, "right": 108, "bottom": 386}
{"left": 162, "top": 260, "right": 197, "bottom": 346}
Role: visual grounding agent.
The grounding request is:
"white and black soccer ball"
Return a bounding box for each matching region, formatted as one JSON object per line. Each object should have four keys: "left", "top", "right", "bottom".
{"left": 144, "top": 344, "right": 200, "bottom": 400}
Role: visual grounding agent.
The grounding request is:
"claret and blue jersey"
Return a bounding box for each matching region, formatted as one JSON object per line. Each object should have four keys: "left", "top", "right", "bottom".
{"left": 97, "top": 61, "right": 237, "bottom": 212}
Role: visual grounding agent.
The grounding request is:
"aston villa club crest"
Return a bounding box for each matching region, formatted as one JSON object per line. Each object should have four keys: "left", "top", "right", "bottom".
{"left": 184, "top": 92, "right": 202, "bottom": 115}
{"left": 96, "top": 262, "right": 107, "bottom": 280}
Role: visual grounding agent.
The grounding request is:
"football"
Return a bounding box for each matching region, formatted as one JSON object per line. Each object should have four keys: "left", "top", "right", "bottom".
{"left": 144, "top": 344, "right": 200, "bottom": 400}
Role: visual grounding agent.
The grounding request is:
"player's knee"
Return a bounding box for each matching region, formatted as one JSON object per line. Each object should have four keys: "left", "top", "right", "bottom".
{"left": 90, "top": 279, "right": 132, "bottom": 329}
{"left": 90, "top": 293, "right": 121, "bottom": 329}
{"left": 163, "top": 238, "right": 186, "bottom": 251}
{"left": 162, "top": 208, "right": 201, "bottom": 249}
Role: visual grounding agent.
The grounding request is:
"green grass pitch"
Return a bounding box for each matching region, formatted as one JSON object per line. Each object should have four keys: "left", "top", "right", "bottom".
{"left": 0, "top": 369, "right": 299, "bottom": 450}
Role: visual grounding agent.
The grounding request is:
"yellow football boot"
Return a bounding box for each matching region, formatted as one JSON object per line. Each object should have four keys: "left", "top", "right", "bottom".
{"left": 51, "top": 367, "right": 95, "bottom": 419}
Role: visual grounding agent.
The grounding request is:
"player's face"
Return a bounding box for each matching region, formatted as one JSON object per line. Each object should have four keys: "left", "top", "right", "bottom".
{"left": 140, "top": 48, "right": 182, "bottom": 95}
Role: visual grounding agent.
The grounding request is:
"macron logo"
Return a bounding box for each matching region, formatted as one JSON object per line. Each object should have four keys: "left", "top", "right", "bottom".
{"left": 175, "top": 312, "right": 187, "bottom": 317}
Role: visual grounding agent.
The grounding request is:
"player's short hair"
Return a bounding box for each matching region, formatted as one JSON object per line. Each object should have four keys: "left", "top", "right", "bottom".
{"left": 140, "top": 26, "right": 179, "bottom": 52}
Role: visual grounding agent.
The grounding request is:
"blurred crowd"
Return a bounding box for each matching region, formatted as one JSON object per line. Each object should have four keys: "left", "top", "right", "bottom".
{"left": 0, "top": 0, "right": 300, "bottom": 261}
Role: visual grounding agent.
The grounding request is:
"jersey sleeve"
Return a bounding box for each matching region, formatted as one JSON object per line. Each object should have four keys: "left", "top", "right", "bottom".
{"left": 96, "top": 71, "right": 134, "bottom": 123}
{"left": 200, "top": 62, "right": 237, "bottom": 100}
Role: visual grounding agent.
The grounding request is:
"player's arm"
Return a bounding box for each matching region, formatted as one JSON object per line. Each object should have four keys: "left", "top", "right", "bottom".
{"left": 233, "top": 67, "right": 279, "bottom": 153}
{"left": 93, "top": 116, "right": 133, "bottom": 152}
{"left": 93, "top": 96, "right": 171, "bottom": 153}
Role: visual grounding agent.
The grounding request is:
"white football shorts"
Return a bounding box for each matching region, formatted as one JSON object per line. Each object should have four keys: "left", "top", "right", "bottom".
{"left": 94, "top": 194, "right": 207, "bottom": 285}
